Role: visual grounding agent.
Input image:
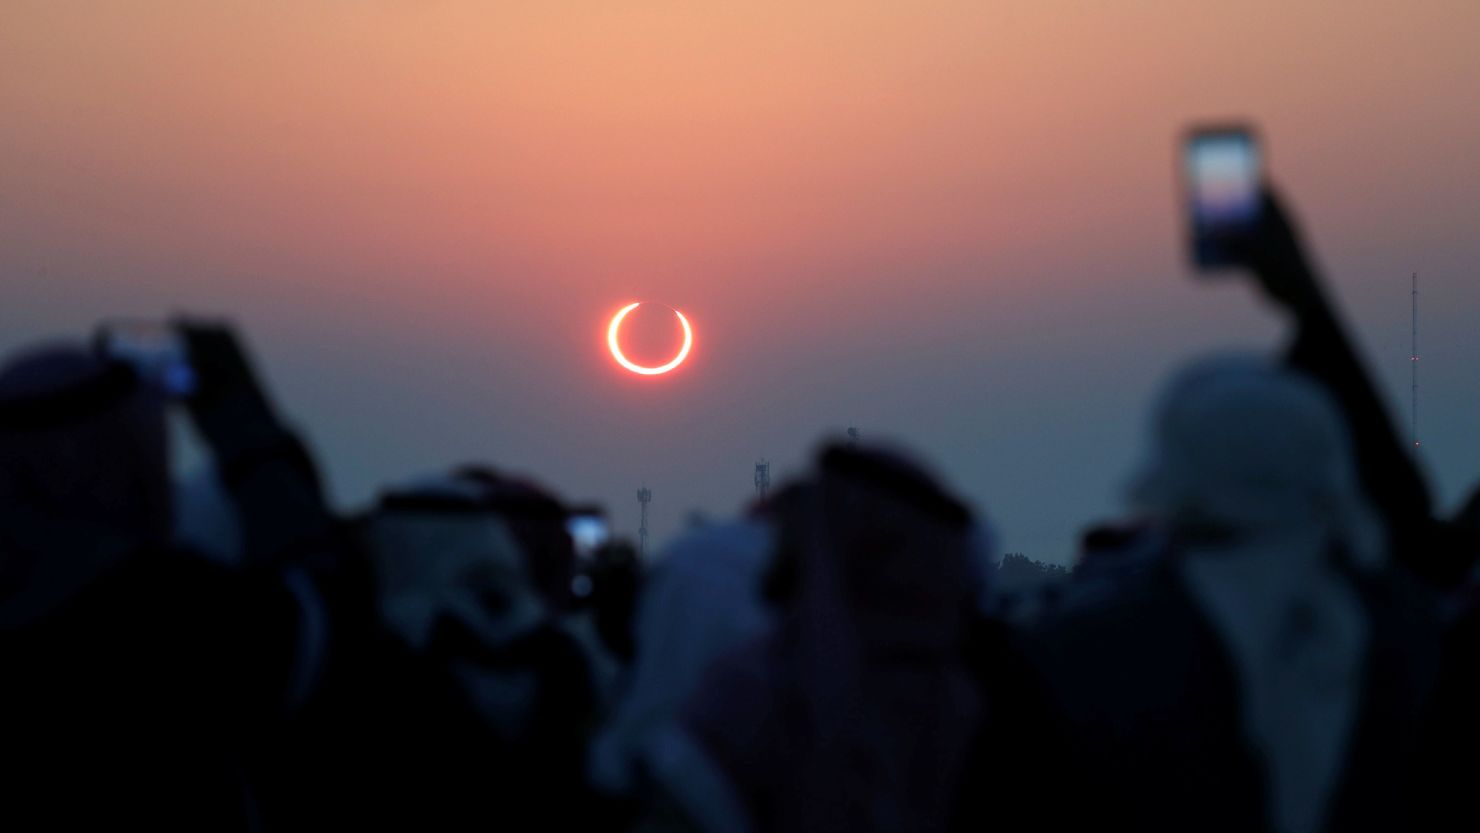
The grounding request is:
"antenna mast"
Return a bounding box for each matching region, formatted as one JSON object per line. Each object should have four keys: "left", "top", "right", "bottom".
{"left": 1411, "top": 273, "right": 1420, "bottom": 451}
{"left": 637, "top": 486, "right": 652, "bottom": 557}
{"left": 754, "top": 460, "right": 770, "bottom": 502}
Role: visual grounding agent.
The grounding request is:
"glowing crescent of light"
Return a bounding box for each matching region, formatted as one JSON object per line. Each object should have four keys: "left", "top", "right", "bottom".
{"left": 607, "top": 302, "right": 693, "bottom": 376}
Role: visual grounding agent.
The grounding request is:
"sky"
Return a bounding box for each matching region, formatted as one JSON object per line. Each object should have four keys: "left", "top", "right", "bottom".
{"left": 4, "top": 1, "right": 1479, "bottom": 562}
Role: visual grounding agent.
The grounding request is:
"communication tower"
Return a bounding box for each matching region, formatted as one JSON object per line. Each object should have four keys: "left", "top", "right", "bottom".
{"left": 754, "top": 460, "right": 770, "bottom": 501}
{"left": 1411, "top": 273, "right": 1420, "bottom": 451}
{"left": 847, "top": 426, "right": 860, "bottom": 447}
{"left": 637, "top": 486, "right": 652, "bottom": 558}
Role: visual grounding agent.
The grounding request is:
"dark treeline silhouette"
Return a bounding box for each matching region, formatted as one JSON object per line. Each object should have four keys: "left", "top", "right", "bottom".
{"left": 2, "top": 153, "right": 1478, "bottom": 833}
{"left": 996, "top": 553, "right": 1069, "bottom": 586}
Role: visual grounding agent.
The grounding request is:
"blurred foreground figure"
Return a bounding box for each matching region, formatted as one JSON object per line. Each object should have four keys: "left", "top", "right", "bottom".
{"left": 0, "top": 326, "right": 340, "bottom": 829}
{"left": 651, "top": 444, "right": 986, "bottom": 833}
{"left": 1009, "top": 355, "right": 1440, "bottom": 833}
{"left": 266, "top": 469, "right": 604, "bottom": 830}
{"left": 588, "top": 517, "right": 773, "bottom": 800}
{"left": 1411, "top": 484, "right": 1480, "bottom": 830}
{"left": 374, "top": 471, "right": 600, "bottom": 789}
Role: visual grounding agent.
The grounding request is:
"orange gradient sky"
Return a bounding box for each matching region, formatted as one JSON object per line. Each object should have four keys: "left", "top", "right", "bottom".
{"left": 4, "top": 1, "right": 1479, "bottom": 559}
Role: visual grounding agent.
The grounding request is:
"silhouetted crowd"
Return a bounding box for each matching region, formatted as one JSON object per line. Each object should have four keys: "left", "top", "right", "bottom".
{"left": 3, "top": 187, "right": 1478, "bottom": 833}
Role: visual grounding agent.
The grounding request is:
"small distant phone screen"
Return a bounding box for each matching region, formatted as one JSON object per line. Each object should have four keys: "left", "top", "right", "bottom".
{"left": 101, "top": 322, "right": 197, "bottom": 396}
{"left": 1186, "top": 128, "right": 1261, "bottom": 269}
{"left": 567, "top": 514, "right": 610, "bottom": 559}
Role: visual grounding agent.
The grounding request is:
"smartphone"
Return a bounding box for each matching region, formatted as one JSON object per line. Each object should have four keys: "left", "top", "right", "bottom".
{"left": 566, "top": 509, "right": 611, "bottom": 560}
{"left": 98, "top": 321, "right": 197, "bottom": 396}
{"left": 1184, "top": 126, "right": 1262, "bottom": 270}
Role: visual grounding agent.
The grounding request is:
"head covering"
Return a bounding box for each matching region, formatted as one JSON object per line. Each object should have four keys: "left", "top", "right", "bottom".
{"left": 0, "top": 344, "right": 169, "bottom": 626}
{"left": 588, "top": 518, "right": 773, "bottom": 795}
{"left": 368, "top": 473, "right": 547, "bottom": 652}
{"left": 453, "top": 467, "right": 577, "bottom": 612}
{"left": 1132, "top": 354, "right": 1379, "bottom": 833}
{"left": 0, "top": 344, "right": 170, "bottom": 542}
{"left": 370, "top": 470, "right": 607, "bottom": 746}
{"left": 1130, "top": 353, "right": 1382, "bottom": 566}
{"left": 673, "top": 443, "right": 986, "bottom": 833}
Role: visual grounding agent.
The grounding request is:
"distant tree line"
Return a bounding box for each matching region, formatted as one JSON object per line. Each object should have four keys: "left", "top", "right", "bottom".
{"left": 996, "top": 552, "right": 1069, "bottom": 589}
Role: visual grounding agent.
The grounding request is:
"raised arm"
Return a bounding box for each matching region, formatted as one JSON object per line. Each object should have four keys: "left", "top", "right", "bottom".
{"left": 1238, "top": 192, "right": 1439, "bottom": 580}
{"left": 179, "top": 321, "right": 336, "bottom": 566}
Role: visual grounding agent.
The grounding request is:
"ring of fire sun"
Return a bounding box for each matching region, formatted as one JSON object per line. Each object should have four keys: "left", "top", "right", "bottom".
{"left": 607, "top": 302, "right": 693, "bottom": 376}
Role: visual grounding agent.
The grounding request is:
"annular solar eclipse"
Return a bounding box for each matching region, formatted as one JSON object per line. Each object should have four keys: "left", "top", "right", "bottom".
{"left": 607, "top": 302, "right": 693, "bottom": 376}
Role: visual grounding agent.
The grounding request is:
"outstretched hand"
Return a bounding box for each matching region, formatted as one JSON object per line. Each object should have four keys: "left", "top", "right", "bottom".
{"left": 175, "top": 318, "right": 284, "bottom": 452}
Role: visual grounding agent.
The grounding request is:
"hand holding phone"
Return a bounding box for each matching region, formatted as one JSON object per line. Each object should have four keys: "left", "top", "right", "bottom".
{"left": 173, "top": 319, "right": 289, "bottom": 455}
{"left": 97, "top": 321, "right": 198, "bottom": 396}
{"left": 1181, "top": 126, "right": 1328, "bottom": 316}
{"left": 1184, "top": 125, "right": 1263, "bottom": 271}
{"left": 567, "top": 510, "right": 612, "bottom": 561}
